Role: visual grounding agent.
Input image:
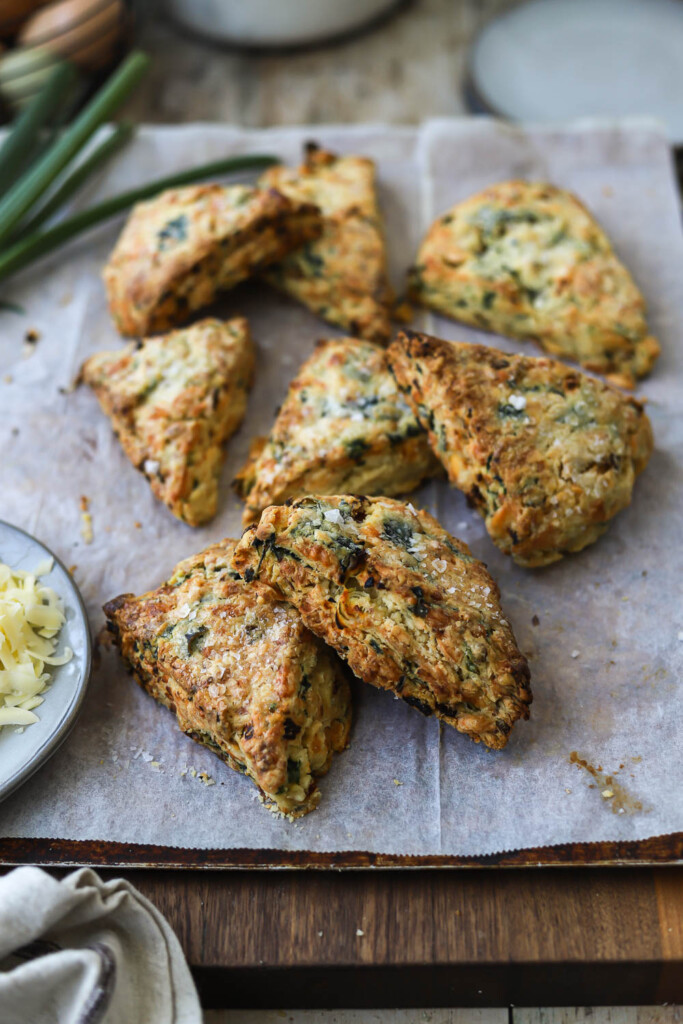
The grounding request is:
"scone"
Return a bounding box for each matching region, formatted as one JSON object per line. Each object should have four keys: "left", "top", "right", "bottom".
{"left": 234, "top": 337, "right": 441, "bottom": 524}
{"left": 104, "top": 539, "right": 352, "bottom": 818}
{"left": 80, "top": 317, "right": 254, "bottom": 527}
{"left": 232, "top": 495, "right": 531, "bottom": 749}
{"left": 388, "top": 329, "right": 654, "bottom": 567}
{"left": 260, "top": 144, "right": 393, "bottom": 344}
{"left": 408, "top": 180, "right": 660, "bottom": 387}
{"left": 103, "top": 183, "right": 322, "bottom": 336}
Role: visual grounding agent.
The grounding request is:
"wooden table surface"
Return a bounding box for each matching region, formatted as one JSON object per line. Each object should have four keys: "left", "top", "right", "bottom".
{"left": 74, "top": 0, "right": 683, "bottom": 1006}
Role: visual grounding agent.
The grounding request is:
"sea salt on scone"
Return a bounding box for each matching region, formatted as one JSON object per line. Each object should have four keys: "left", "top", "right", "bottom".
{"left": 80, "top": 317, "right": 254, "bottom": 527}
{"left": 388, "top": 329, "right": 654, "bottom": 567}
{"left": 232, "top": 495, "right": 531, "bottom": 750}
{"left": 408, "top": 180, "right": 660, "bottom": 387}
{"left": 103, "top": 183, "right": 322, "bottom": 336}
{"left": 234, "top": 337, "right": 440, "bottom": 524}
{"left": 104, "top": 539, "right": 352, "bottom": 818}
{"left": 260, "top": 145, "right": 393, "bottom": 344}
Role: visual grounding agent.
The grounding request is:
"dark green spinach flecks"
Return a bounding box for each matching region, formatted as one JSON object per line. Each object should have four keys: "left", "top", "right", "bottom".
{"left": 345, "top": 438, "right": 370, "bottom": 462}
{"left": 185, "top": 624, "right": 208, "bottom": 655}
{"left": 157, "top": 214, "right": 189, "bottom": 251}
{"left": 411, "top": 586, "right": 429, "bottom": 617}
{"left": 381, "top": 516, "right": 413, "bottom": 549}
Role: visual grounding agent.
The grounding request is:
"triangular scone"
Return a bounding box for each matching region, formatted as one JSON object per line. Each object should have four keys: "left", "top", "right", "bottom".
{"left": 388, "top": 330, "right": 653, "bottom": 568}
{"left": 103, "top": 184, "right": 322, "bottom": 337}
{"left": 232, "top": 495, "right": 531, "bottom": 749}
{"left": 104, "top": 540, "right": 351, "bottom": 818}
{"left": 234, "top": 337, "right": 441, "bottom": 524}
{"left": 80, "top": 317, "right": 254, "bottom": 527}
{"left": 408, "top": 180, "right": 660, "bottom": 387}
{"left": 260, "top": 145, "right": 393, "bottom": 344}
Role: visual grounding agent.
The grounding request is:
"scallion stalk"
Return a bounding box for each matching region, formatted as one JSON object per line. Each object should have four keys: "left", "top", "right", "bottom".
{"left": 0, "top": 62, "right": 79, "bottom": 199}
{"left": 0, "top": 51, "right": 150, "bottom": 248}
{"left": 19, "top": 121, "right": 135, "bottom": 235}
{"left": 0, "top": 153, "right": 280, "bottom": 284}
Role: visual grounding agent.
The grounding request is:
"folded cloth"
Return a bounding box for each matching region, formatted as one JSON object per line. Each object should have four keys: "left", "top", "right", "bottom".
{"left": 0, "top": 866, "right": 201, "bottom": 1024}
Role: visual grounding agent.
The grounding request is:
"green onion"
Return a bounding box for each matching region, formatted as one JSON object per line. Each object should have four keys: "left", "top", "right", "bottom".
{"left": 0, "top": 51, "right": 150, "bottom": 248}
{"left": 0, "top": 153, "right": 280, "bottom": 285}
{"left": 0, "top": 62, "right": 79, "bottom": 199}
{"left": 19, "top": 122, "right": 135, "bottom": 235}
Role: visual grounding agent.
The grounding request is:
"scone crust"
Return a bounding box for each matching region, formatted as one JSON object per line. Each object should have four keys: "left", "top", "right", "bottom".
{"left": 103, "top": 183, "right": 322, "bottom": 337}
{"left": 104, "top": 539, "right": 352, "bottom": 817}
{"left": 234, "top": 336, "right": 441, "bottom": 524}
{"left": 388, "top": 329, "right": 653, "bottom": 567}
{"left": 408, "top": 180, "right": 660, "bottom": 387}
{"left": 81, "top": 317, "right": 255, "bottom": 526}
{"left": 232, "top": 495, "right": 531, "bottom": 750}
{"left": 261, "top": 145, "right": 393, "bottom": 344}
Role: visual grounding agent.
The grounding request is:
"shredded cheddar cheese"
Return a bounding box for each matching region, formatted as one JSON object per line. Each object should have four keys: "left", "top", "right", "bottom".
{"left": 0, "top": 559, "right": 73, "bottom": 728}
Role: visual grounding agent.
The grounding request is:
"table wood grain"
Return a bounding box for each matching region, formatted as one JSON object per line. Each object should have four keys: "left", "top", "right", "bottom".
{"left": 14, "top": 0, "right": 680, "bottom": 1008}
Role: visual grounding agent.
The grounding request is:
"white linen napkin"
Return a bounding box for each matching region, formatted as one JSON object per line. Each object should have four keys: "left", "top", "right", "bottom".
{"left": 0, "top": 866, "right": 201, "bottom": 1024}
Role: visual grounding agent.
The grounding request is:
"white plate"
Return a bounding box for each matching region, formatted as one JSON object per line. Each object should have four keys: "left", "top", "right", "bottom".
{"left": 0, "top": 521, "right": 92, "bottom": 804}
{"left": 470, "top": 0, "right": 683, "bottom": 145}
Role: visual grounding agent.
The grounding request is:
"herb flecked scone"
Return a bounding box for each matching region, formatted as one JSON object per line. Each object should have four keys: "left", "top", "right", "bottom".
{"left": 231, "top": 495, "right": 531, "bottom": 749}
{"left": 260, "top": 145, "right": 393, "bottom": 344}
{"left": 103, "top": 183, "right": 323, "bottom": 336}
{"left": 81, "top": 317, "right": 254, "bottom": 527}
{"left": 234, "top": 337, "right": 441, "bottom": 525}
{"left": 388, "top": 330, "right": 654, "bottom": 568}
{"left": 408, "top": 180, "right": 660, "bottom": 387}
{"left": 104, "top": 539, "right": 352, "bottom": 818}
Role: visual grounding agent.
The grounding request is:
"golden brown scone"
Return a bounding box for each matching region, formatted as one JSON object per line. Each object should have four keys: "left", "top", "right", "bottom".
{"left": 104, "top": 539, "right": 351, "bottom": 818}
{"left": 388, "top": 329, "right": 654, "bottom": 568}
{"left": 80, "top": 317, "right": 254, "bottom": 527}
{"left": 408, "top": 180, "right": 660, "bottom": 387}
{"left": 232, "top": 495, "right": 531, "bottom": 749}
{"left": 103, "top": 183, "right": 322, "bottom": 337}
{"left": 234, "top": 337, "right": 441, "bottom": 524}
{"left": 260, "top": 144, "right": 393, "bottom": 344}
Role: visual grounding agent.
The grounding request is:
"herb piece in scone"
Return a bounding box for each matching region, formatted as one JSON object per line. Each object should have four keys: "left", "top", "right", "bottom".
{"left": 408, "top": 180, "right": 660, "bottom": 388}
{"left": 104, "top": 538, "right": 351, "bottom": 818}
{"left": 234, "top": 337, "right": 441, "bottom": 525}
{"left": 80, "top": 317, "right": 254, "bottom": 527}
{"left": 388, "top": 329, "right": 654, "bottom": 568}
{"left": 231, "top": 495, "right": 531, "bottom": 750}
{"left": 260, "top": 144, "right": 393, "bottom": 344}
{"left": 103, "top": 183, "right": 322, "bottom": 337}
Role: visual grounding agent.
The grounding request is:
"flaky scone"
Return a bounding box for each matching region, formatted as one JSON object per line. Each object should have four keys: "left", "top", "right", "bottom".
{"left": 104, "top": 539, "right": 352, "bottom": 818}
{"left": 408, "top": 180, "right": 660, "bottom": 387}
{"left": 234, "top": 337, "right": 441, "bottom": 524}
{"left": 388, "top": 330, "right": 653, "bottom": 567}
{"left": 232, "top": 495, "right": 531, "bottom": 750}
{"left": 80, "top": 317, "right": 254, "bottom": 527}
{"left": 103, "top": 183, "right": 322, "bottom": 336}
{"left": 260, "top": 145, "right": 393, "bottom": 344}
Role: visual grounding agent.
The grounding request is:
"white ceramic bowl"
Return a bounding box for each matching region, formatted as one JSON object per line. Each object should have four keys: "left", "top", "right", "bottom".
{"left": 165, "top": 0, "right": 402, "bottom": 48}
{"left": 0, "top": 521, "right": 92, "bottom": 804}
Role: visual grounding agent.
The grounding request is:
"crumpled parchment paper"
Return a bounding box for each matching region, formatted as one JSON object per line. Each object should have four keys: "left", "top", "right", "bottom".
{"left": 0, "top": 119, "right": 681, "bottom": 856}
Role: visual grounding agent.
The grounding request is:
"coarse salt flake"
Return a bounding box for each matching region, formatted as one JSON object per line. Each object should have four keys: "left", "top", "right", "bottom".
{"left": 432, "top": 558, "right": 447, "bottom": 573}
{"left": 571, "top": 650, "right": 580, "bottom": 659}
{"left": 324, "top": 509, "right": 344, "bottom": 525}
{"left": 143, "top": 459, "right": 160, "bottom": 476}
{"left": 508, "top": 393, "right": 527, "bottom": 410}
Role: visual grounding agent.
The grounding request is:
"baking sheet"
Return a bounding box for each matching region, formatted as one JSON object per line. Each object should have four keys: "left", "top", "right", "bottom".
{"left": 0, "top": 119, "right": 681, "bottom": 857}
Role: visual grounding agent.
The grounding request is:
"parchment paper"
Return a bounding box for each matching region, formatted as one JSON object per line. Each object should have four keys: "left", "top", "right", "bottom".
{"left": 0, "top": 119, "right": 681, "bottom": 856}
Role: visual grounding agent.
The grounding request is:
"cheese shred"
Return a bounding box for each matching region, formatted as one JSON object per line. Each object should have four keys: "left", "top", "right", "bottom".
{"left": 0, "top": 559, "right": 73, "bottom": 729}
